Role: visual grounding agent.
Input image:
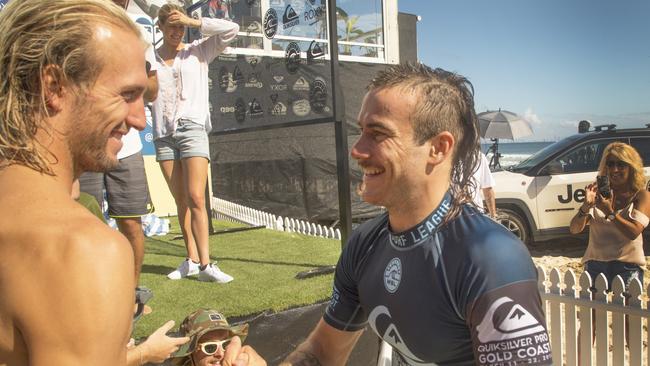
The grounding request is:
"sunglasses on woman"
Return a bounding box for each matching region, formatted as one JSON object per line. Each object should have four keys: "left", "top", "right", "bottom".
{"left": 606, "top": 160, "right": 628, "bottom": 169}
{"left": 198, "top": 338, "right": 233, "bottom": 355}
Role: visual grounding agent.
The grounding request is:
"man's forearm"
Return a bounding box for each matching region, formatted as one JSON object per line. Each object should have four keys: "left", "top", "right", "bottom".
{"left": 483, "top": 187, "right": 496, "bottom": 217}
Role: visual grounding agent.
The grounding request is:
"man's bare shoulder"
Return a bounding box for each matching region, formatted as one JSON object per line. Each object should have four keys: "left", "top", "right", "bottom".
{"left": 0, "top": 198, "right": 133, "bottom": 308}
{"left": 0, "top": 199, "right": 134, "bottom": 365}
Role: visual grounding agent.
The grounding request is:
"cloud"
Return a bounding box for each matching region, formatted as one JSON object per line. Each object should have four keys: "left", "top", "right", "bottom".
{"left": 523, "top": 107, "right": 542, "bottom": 125}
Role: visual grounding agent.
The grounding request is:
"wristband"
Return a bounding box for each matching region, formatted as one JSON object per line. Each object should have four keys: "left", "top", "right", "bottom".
{"left": 578, "top": 207, "right": 589, "bottom": 216}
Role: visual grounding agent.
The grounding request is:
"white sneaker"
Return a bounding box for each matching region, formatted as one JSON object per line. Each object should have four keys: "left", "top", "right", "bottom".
{"left": 167, "top": 259, "right": 200, "bottom": 280}
{"left": 198, "top": 264, "right": 234, "bottom": 283}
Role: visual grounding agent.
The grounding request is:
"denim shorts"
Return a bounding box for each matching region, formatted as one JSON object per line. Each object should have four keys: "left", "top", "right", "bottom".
{"left": 154, "top": 119, "right": 210, "bottom": 161}
{"left": 584, "top": 260, "right": 644, "bottom": 291}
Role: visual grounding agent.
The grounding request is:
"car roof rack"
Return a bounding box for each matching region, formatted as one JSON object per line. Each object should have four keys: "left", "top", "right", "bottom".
{"left": 593, "top": 124, "right": 616, "bottom": 132}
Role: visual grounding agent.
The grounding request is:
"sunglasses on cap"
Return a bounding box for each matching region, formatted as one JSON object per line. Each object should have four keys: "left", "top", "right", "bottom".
{"left": 606, "top": 160, "right": 628, "bottom": 169}
{"left": 198, "top": 338, "right": 233, "bottom": 355}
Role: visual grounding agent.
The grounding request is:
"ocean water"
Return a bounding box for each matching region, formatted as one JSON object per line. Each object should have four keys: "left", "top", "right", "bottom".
{"left": 480, "top": 141, "right": 555, "bottom": 168}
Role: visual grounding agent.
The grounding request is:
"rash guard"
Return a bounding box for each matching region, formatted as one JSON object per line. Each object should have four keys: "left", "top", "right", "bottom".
{"left": 324, "top": 192, "right": 552, "bottom": 366}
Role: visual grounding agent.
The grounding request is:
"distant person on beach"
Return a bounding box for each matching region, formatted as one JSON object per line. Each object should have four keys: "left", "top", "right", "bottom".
{"left": 570, "top": 142, "right": 649, "bottom": 289}
{"left": 471, "top": 152, "right": 496, "bottom": 218}
{"left": 152, "top": 3, "right": 239, "bottom": 283}
{"left": 279, "top": 63, "right": 552, "bottom": 365}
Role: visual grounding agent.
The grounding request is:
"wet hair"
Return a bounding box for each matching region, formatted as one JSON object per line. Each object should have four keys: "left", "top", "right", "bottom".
{"left": 0, "top": 0, "right": 141, "bottom": 174}
{"left": 367, "top": 62, "right": 481, "bottom": 219}
{"left": 598, "top": 142, "right": 646, "bottom": 192}
{"left": 157, "top": 3, "right": 187, "bottom": 26}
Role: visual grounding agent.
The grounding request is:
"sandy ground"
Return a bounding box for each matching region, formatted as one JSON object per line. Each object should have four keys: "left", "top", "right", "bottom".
{"left": 529, "top": 236, "right": 650, "bottom": 288}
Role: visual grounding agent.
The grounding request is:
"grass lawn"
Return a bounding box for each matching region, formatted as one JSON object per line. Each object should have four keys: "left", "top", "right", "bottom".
{"left": 134, "top": 218, "right": 342, "bottom": 339}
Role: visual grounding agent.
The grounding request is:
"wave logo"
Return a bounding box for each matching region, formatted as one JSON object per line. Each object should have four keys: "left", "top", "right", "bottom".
{"left": 476, "top": 297, "right": 546, "bottom": 343}
{"left": 282, "top": 4, "right": 299, "bottom": 29}
{"left": 368, "top": 306, "right": 427, "bottom": 365}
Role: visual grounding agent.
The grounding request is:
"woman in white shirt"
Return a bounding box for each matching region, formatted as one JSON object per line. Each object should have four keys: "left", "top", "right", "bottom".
{"left": 152, "top": 3, "right": 238, "bottom": 283}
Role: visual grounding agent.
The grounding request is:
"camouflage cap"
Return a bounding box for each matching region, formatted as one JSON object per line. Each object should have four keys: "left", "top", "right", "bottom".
{"left": 169, "top": 309, "right": 249, "bottom": 366}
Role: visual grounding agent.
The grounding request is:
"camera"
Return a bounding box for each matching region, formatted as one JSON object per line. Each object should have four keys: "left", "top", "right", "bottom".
{"left": 596, "top": 175, "right": 611, "bottom": 199}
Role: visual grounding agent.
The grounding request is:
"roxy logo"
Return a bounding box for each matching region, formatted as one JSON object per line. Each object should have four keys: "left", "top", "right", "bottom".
{"left": 383, "top": 258, "right": 402, "bottom": 293}
{"left": 304, "top": 5, "right": 325, "bottom": 25}
{"left": 282, "top": 4, "right": 299, "bottom": 29}
{"left": 270, "top": 75, "right": 288, "bottom": 91}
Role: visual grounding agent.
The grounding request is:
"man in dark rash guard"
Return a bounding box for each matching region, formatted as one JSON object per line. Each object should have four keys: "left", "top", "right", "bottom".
{"left": 281, "top": 63, "right": 552, "bottom": 366}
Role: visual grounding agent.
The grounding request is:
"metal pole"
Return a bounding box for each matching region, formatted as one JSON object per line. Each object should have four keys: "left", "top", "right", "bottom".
{"left": 205, "top": 177, "right": 215, "bottom": 235}
{"left": 327, "top": 0, "right": 352, "bottom": 247}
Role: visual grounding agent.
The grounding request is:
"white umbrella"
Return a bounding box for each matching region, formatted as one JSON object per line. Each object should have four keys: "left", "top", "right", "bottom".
{"left": 478, "top": 109, "right": 533, "bottom": 140}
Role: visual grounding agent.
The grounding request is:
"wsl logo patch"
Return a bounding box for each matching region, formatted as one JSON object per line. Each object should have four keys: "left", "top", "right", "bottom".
{"left": 285, "top": 42, "right": 301, "bottom": 74}
{"left": 263, "top": 8, "right": 278, "bottom": 39}
{"left": 310, "top": 77, "right": 328, "bottom": 113}
{"left": 282, "top": 4, "right": 299, "bottom": 29}
{"left": 383, "top": 258, "right": 402, "bottom": 293}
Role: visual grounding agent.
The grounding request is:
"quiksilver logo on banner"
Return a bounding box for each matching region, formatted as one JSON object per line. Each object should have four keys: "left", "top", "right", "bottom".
{"left": 292, "top": 76, "right": 310, "bottom": 91}
{"left": 307, "top": 40, "right": 326, "bottom": 63}
{"left": 234, "top": 98, "right": 246, "bottom": 123}
{"left": 282, "top": 4, "right": 299, "bottom": 29}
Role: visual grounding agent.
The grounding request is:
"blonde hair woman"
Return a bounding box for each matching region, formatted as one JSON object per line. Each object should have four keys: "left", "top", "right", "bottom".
{"left": 152, "top": 4, "right": 239, "bottom": 283}
{"left": 570, "top": 142, "right": 650, "bottom": 288}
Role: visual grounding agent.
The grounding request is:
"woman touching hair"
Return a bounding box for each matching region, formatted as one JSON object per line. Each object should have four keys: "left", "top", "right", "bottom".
{"left": 152, "top": 4, "right": 239, "bottom": 283}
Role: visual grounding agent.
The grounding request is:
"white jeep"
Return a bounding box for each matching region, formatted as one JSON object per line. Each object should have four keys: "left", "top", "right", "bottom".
{"left": 492, "top": 124, "right": 650, "bottom": 244}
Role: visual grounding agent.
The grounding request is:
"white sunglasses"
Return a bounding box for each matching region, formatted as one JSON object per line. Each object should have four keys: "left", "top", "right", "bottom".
{"left": 198, "top": 338, "right": 233, "bottom": 355}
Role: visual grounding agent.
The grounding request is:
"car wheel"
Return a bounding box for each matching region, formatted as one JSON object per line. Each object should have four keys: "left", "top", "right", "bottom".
{"left": 496, "top": 208, "right": 531, "bottom": 245}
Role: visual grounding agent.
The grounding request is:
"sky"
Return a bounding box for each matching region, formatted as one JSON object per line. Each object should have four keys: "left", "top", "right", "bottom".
{"left": 398, "top": 0, "right": 650, "bottom": 141}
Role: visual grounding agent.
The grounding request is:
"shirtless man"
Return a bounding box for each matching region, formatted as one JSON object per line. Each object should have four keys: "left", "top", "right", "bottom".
{"left": 0, "top": 0, "right": 149, "bottom": 364}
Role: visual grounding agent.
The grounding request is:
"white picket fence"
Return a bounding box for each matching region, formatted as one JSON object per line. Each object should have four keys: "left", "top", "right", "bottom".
{"left": 377, "top": 265, "right": 650, "bottom": 366}
{"left": 211, "top": 197, "right": 341, "bottom": 240}
{"left": 538, "top": 265, "right": 650, "bottom": 366}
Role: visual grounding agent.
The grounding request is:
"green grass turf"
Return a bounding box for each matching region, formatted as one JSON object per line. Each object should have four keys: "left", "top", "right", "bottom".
{"left": 134, "top": 218, "right": 341, "bottom": 338}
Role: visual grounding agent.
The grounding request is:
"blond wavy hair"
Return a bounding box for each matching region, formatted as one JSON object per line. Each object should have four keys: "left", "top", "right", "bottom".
{"left": 157, "top": 3, "right": 187, "bottom": 26}
{"left": 597, "top": 142, "right": 646, "bottom": 192}
{"left": 0, "top": 0, "right": 141, "bottom": 174}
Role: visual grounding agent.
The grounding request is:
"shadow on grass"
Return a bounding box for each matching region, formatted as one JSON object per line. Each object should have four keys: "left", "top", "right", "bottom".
{"left": 141, "top": 264, "right": 175, "bottom": 276}
{"left": 145, "top": 236, "right": 334, "bottom": 268}
{"left": 216, "top": 255, "right": 334, "bottom": 269}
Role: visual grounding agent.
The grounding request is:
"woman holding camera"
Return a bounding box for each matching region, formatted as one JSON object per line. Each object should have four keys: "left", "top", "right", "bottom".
{"left": 570, "top": 142, "right": 650, "bottom": 288}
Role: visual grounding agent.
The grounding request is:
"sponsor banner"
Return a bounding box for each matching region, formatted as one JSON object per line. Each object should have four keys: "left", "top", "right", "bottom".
{"left": 208, "top": 47, "right": 332, "bottom": 133}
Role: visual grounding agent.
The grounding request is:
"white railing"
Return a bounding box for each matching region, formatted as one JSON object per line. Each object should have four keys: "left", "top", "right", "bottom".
{"left": 211, "top": 197, "right": 341, "bottom": 240}
{"left": 538, "top": 265, "right": 650, "bottom": 366}
{"left": 377, "top": 265, "right": 650, "bottom": 366}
